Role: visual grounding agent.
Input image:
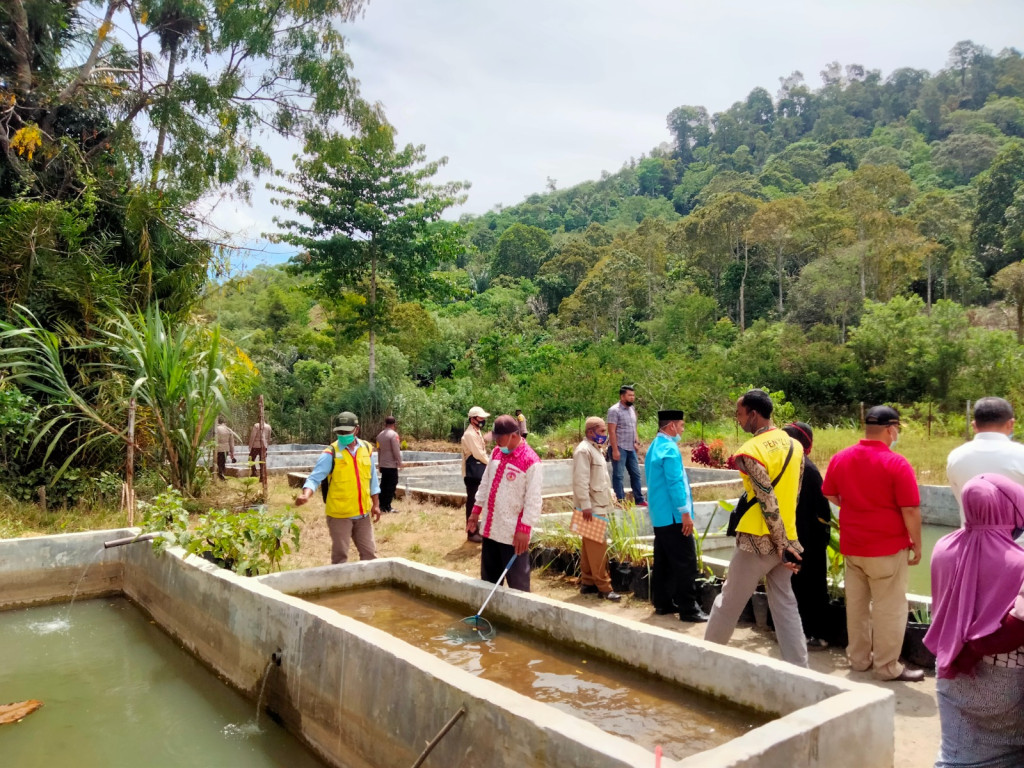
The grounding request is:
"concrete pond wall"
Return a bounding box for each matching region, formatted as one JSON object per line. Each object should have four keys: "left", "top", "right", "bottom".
{"left": 0, "top": 529, "right": 894, "bottom": 768}
{"left": 396, "top": 461, "right": 744, "bottom": 508}
{"left": 227, "top": 446, "right": 459, "bottom": 478}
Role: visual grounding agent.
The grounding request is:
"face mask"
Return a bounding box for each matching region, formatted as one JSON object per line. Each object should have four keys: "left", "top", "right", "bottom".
{"left": 499, "top": 445, "right": 512, "bottom": 454}
{"left": 671, "top": 434, "right": 682, "bottom": 443}
{"left": 337, "top": 434, "right": 356, "bottom": 446}
{"left": 889, "top": 429, "right": 899, "bottom": 448}
{"left": 591, "top": 434, "right": 608, "bottom": 445}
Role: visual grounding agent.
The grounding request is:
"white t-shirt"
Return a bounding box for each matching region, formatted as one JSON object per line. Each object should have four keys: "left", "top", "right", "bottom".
{"left": 947, "top": 432, "right": 1024, "bottom": 524}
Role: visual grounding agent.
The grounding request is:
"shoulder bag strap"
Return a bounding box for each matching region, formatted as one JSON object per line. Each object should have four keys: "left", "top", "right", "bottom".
{"left": 770, "top": 440, "right": 795, "bottom": 488}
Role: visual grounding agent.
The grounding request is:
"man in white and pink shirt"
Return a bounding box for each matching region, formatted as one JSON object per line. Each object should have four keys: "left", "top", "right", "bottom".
{"left": 467, "top": 414, "right": 543, "bottom": 591}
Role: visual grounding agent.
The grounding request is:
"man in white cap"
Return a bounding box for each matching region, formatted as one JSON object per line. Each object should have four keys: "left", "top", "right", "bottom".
{"left": 294, "top": 411, "right": 381, "bottom": 564}
{"left": 461, "top": 406, "right": 491, "bottom": 543}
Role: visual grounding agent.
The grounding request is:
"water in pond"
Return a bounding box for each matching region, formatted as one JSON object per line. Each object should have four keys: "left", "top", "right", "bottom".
{"left": 0, "top": 598, "right": 325, "bottom": 768}
{"left": 310, "top": 587, "right": 770, "bottom": 761}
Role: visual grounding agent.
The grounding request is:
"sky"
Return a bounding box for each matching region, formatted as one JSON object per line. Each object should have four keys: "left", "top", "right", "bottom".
{"left": 215, "top": 0, "right": 1024, "bottom": 269}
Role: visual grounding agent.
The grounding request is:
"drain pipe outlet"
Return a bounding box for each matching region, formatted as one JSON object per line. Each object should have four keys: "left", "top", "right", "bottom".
{"left": 103, "top": 532, "right": 160, "bottom": 549}
{"left": 271, "top": 649, "right": 283, "bottom": 667}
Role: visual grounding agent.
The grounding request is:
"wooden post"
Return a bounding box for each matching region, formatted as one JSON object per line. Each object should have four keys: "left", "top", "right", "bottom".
{"left": 410, "top": 707, "right": 466, "bottom": 768}
{"left": 859, "top": 402, "right": 865, "bottom": 428}
{"left": 258, "top": 395, "right": 268, "bottom": 499}
{"left": 125, "top": 398, "right": 136, "bottom": 526}
{"left": 966, "top": 400, "right": 972, "bottom": 441}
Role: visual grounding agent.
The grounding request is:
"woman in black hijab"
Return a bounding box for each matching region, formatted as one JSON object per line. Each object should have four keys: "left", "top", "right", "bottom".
{"left": 783, "top": 422, "right": 833, "bottom": 649}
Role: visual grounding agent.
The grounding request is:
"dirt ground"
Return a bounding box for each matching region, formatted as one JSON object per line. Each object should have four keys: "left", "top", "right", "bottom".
{"left": 254, "top": 475, "right": 939, "bottom": 768}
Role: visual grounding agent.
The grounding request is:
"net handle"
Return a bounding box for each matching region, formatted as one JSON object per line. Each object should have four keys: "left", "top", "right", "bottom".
{"left": 474, "top": 553, "right": 517, "bottom": 619}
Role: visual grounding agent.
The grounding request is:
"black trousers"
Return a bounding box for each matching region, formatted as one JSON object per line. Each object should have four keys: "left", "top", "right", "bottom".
{"left": 464, "top": 477, "right": 481, "bottom": 521}
{"left": 791, "top": 540, "right": 830, "bottom": 639}
{"left": 216, "top": 452, "right": 227, "bottom": 480}
{"left": 480, "top": 536, "right": 530, "bottom": 592}
{"left": 379, "top": 467, "right": 399, "bottom": 511}
{"left": 651, "top": 523, "right": 700, "bottom": 614}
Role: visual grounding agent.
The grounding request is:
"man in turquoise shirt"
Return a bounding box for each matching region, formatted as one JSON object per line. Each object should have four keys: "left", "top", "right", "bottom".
{"left": 644, "top": 409, "right": 708, "bottom": 623}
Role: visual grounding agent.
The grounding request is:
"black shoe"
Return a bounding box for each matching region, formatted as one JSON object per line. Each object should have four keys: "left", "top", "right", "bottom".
{"left": 467, "top": 532, "right": 483, "bottom": 543}
{"left": 653, "top": 606, "right": 677, "bottom": 616}
{"left": 598, "top": 591, "right": 622, "bottom": 602}
{"left": 679, "top": 608, "right": 710, "bottom": 623}
{"left": 579, "top": 584, "right": 599, "bottom": 595}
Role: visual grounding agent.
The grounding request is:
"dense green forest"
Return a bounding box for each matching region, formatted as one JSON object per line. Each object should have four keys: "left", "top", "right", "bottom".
{"left": 3, "top": 7, "right": 1024, "bottom": 501}
{"left": 207, "top": 42, "right": 1024, "bottom": 444}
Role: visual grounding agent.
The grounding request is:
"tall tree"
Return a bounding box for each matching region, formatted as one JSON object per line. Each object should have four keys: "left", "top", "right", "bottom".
{"left": 272, "top": 130, "right": 467, "bottom": 389}
{"left": 748, "top": 197, "right": 808, "bottom": 314}
{"left": 0, "top": 0, "right": 380, "bottom": 327}
{"left": 491, "top": 223, "right": 552, "bottom": 280}
{"left": 974, "top": 142, "right": 1024, "bottom": 274}
{"left": 993, "top": 261, "right": 1024, "bottom": 343}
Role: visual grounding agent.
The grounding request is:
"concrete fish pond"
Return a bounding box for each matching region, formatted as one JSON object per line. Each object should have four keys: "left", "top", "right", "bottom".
{"left": 395, "top": 461, "right": 743, "bottom": 508}
{"left": 1, "top": 530, "right": 895, "bottom": 767}
{"left": 225, "top": 445, "right": 460, "bottom": 479}
{"left": 306, "top": 585, "right": 770, "bottom": 761}
{"left": 0, "top": 598, "right": 326, "bottom": 767}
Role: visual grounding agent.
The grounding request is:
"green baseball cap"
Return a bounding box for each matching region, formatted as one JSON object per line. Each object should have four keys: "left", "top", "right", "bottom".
{"left": 333, "top": 411, "right": 359, "bottom": 434}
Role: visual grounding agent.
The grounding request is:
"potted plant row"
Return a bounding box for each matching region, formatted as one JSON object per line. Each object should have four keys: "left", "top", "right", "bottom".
{"left": 528, "top": 520, "right": 581, "bottom": 577}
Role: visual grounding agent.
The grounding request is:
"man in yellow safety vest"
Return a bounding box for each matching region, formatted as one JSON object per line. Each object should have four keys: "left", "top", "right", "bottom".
{"left": 295, "top": 411, "right": 381, "bottom": 564}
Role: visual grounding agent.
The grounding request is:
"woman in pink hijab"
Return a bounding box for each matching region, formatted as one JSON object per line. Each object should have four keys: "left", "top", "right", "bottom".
{"left": 924, "top": 474, "right": 1024, "bottom": 767}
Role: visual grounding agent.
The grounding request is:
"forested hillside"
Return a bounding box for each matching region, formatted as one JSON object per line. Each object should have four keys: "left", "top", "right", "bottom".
{"left": 207, "top": 41, "right": 1024, "bottom": 443}
{"left": 5, "top": 21, "right": 1024, "bottom": 502}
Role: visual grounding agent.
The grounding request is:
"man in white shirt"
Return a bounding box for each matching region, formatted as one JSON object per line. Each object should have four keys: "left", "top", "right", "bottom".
{"left": 947, "top": 397, "right": 1024, "bottom": 524}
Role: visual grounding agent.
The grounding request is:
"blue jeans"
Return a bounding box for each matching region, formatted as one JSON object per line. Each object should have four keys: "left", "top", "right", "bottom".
{"left": 610, "top": 448, "right": 645, "bottom": 504}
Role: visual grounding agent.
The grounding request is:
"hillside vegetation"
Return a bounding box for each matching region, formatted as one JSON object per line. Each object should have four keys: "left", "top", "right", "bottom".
{"left": 208, "top": 42, "right": 1024, "bottom": 443}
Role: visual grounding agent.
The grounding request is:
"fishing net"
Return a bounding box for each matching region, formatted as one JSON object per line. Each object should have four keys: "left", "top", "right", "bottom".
{"left": 445, "top": 614, "right": 496, "bottom": 643}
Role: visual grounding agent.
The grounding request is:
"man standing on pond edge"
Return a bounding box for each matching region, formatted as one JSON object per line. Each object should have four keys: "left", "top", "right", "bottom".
{"left": 467, "top": 415, "right": 542, "bottom": 591}
{"left": 376, "top": 416, "right": 402, "bottom": 514}
{"left": 461, "top": 406, "right": 490, "bottom": 543}
{"left": 821, "top": 405, "right": 924, "bottom": 682}
{"left": 704, "top": 390, "right": 808, "bottom": 668}
{"left": 295, "top": 411, "right": 381, "bottom": 564}
{"left": 644, "top": 409, "right": 708, "bottom": 622}
{"left": 607, "top": 385, "right": 646, "bottom": 507}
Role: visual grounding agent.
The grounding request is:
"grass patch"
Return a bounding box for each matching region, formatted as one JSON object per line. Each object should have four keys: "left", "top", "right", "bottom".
{"left": 0, "top": 495, "right": 128, "bottom": 539}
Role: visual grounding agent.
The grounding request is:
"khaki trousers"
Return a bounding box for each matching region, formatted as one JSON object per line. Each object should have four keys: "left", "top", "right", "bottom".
{"left": 844, "top": 550, "right": 909, "bottom": 680}
{"left": 704, "top": 547, "right": 809, "bottom": 668}
{"left": 579, "top": 536, "right": 613, "bottom": 593}
{"left": 326, "top": 515, "right": 377, "bottom": 564}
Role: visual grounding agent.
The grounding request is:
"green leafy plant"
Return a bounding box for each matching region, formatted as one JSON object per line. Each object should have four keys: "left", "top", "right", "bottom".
{"left": 179, "top": 507, "right": 301, "bottom": 576}
{"left": 138, "top": 487, "right": 190, "bottom": 552}
{"left": 911, "top": 603, "right": 932, "bottom": 624}
{"left": 0, "top": 305, "right": 227, "bottom": 497}
{"left": 236, "top": 476, "right": 265, "bottom": 508}
{"left": 138, "top": 487, "right": 299, "bottom": 575}
{"left": 533, "top": 516, "right": 580, "bottom": 554}
{"left": 607, "top": 504, "right": 652, "bottom": 566}
{"left": 826, "top": 518, "right": 845, "bottom": 601}
{"left": 695, "top": 506, "right": 722, "bottom": 579}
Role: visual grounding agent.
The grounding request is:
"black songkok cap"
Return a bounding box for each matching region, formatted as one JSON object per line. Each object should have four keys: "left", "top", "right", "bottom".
{"left": 658, "top": 409, "right": 685, "bottom": 421}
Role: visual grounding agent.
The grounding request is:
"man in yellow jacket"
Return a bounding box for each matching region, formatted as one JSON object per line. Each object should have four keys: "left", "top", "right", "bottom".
{"left": 704, "top": 389, "right": 808, "bottom": 668}
{"left": 295, "top": 411, "right": 381, "bottom": 564}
